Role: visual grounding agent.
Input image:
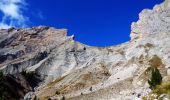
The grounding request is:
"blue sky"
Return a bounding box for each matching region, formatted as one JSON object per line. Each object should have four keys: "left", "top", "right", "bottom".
{"left": 0, "top": 0, "right": 163, "bottom": 47}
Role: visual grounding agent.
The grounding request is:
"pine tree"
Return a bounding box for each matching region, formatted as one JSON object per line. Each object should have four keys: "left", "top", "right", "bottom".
{"left": 148, "top": 67, "right": 162, "bottom": 89}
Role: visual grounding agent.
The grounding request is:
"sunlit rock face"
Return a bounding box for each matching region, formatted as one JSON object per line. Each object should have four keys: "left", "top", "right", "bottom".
{"left": 0, "top": 0, "right": 170, "bottom": 100}
{"left": 131, "top": 0, "right": 170, "bottom": 40}
{"left": 0, "top": 26, "right": 68, "bottom": 76}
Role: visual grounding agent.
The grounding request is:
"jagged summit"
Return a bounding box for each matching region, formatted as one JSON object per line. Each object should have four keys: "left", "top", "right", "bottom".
{"left": 0, "top": 0, "right": 170, "bottom": 100}
{"left": 131, "top": 0, "right": 170, "bottom": 40}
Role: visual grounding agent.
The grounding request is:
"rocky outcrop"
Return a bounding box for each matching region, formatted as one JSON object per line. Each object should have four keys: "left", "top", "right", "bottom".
{"left": 131, "top": 0, "right": 170, "bottom": 40}
{"left": 0, "top": 0, "right": 170, "bottom": 100}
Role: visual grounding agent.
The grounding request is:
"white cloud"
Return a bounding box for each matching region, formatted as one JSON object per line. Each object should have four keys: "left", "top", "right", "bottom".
{"left": 0, "top": 0, "right": 28, "bottom": 29}
{"left": 0, "top": 23, "right": 11, "bottom": 29}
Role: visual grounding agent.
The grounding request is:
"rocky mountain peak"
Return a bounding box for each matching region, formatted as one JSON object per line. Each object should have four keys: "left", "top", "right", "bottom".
{"left": 131, "top": 0, "right": 170, "bottom": 40}
{"left": 0, "top": 0, "right": 170, "bottom": 100}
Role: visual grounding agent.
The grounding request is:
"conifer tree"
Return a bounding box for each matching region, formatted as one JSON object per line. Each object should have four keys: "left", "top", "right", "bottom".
{"left": 148, "top": 67, "right": 162, "bottom": 89}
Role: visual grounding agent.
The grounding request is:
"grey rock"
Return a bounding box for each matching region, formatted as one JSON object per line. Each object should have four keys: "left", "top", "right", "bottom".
{"left": 0, "top": 0, "right": 170, "bottom": 100}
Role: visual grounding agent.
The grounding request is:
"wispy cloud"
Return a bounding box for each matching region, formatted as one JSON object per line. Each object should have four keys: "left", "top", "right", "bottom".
{"left": 37, "top": 11, "right": 45, "bottom": 20}
{"left": 0, "top": 0, "right": 28, "bottom": 29}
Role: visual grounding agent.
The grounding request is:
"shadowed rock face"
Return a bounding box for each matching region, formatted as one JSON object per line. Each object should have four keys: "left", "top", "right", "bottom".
{"left": 0, "top": 71, "right": 44, "bottom": 100}
{"left": 0, "top": 0, "right": 170, "bottom": 100}
{"left": 0, "top": 73, "right": 34, "bottom": 100}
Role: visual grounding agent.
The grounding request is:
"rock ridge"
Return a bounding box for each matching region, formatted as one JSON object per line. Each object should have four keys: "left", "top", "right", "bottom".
{"left": 0, "top": 0, "right": 170, "bottom": 100}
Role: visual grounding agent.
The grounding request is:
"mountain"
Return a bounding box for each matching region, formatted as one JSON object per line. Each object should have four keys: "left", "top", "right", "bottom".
{"left": 0, "top": 0, "right": 170, "bottom": 100}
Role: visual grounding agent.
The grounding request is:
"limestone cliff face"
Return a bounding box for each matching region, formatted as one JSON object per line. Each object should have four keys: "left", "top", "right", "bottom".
{"left": 0, "top": 0, "right": 170, "bottom": 100}
{"left": 131, "top": 0, "right": 170, "bottom": 40}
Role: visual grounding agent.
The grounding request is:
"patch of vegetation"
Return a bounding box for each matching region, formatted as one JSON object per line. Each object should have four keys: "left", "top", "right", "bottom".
{"left": 153, "top": 83, "right": 170, "bottom": 95}
{"left": 148, "top": 67, "right": 162, "bottom": 89}
{"left": 143, "top": 83, "right": 170, "bottom": 100}
{"left": 149, "top": 55, "right": 163, "bottom": 68}
{"left": 143, "top": 94, "right": 157, "bottom": 100}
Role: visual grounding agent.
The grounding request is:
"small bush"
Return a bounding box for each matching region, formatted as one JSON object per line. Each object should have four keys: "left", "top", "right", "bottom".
{"left": 148, "top": 67, "right": 162, "bottom": 89}
{"left": 143, "top": 83, "right": 170, "bottom": 100}
{"left": 153, "top": 83, "right": 170, "bottom": 95}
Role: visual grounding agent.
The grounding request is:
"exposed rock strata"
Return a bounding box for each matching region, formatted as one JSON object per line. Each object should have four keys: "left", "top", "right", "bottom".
{"left": 0, "top": 0, "right": 170, "bottom": 100}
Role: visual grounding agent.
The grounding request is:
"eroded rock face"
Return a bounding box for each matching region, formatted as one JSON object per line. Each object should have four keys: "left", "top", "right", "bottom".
{"left": 0, "top": 26, "right": 67, "bottom": 76}
{"left": 0, "top": 0, "right": 170, "bottom": 100}
{"left": 131, "top": 0, "right": 170, "bottom": 40}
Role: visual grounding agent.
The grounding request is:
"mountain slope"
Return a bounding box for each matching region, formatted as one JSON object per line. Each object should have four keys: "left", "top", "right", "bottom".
{"left": 0, "top": 0, "right": 170, "bottom": 100}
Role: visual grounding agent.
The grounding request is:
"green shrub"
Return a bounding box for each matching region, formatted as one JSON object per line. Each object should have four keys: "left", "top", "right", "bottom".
{"left": 143, "top": 83, "right": 170, "bottom": 100}
{"left": 148, "top": 67, "right": 162, "bottom": 89}
{"left": 153, "top": 83, "right": 170, "bottom": 95}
